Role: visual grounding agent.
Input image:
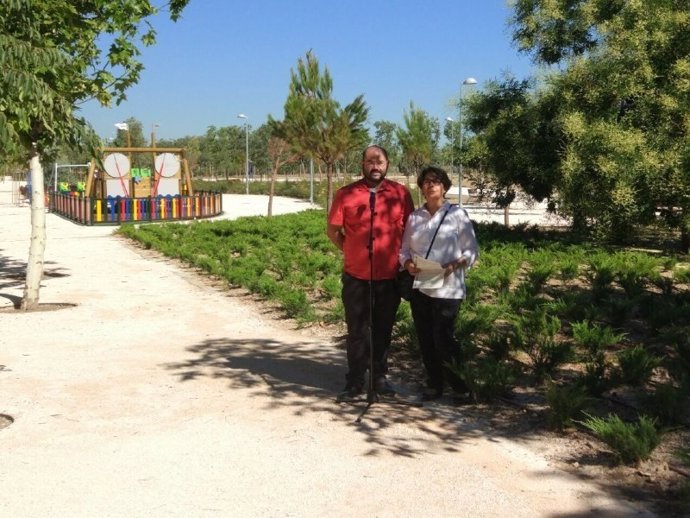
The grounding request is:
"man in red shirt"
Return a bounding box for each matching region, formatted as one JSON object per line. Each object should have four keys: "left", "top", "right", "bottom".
{"left": 327, "top": 145, "right": 414, "bottom": 401}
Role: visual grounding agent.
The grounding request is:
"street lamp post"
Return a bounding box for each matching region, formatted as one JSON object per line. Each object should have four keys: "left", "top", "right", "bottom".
{"left": 445, "top": 117, "right": 455, "bottom": 196}
{"left": 237, "top": 113, "right": 249, "bottom": 194}
{"left": 151, "top": 123, "right": 159, "bottom": 169}
{"left": 458, "top": 77, "right": 477, "bottom": 207}
{"left": 151, "top": 123, "right": 159, "bottom": 147}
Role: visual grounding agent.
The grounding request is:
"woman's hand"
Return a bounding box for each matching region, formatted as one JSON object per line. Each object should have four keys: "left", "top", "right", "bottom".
{"left": 404, "top": 259, "right": 421, "bottom": 275}
{"left": 443, "top": 258, "right": 467, "bottom": 276}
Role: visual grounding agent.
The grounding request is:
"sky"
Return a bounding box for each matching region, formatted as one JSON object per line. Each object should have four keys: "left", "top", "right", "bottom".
{"left": 79, "top": 0, "right": 537, "bottom": 141}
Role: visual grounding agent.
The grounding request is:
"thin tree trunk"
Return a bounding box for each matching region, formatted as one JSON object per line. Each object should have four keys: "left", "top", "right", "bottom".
{"left": 504, "top": 204, "right": 510, "bottom": 226}
{"left": 268, "top": 165, "right": 278, "bottom": 217}
{"left": 681, "top": 213, "right": 690, "bottom": 253}
{"left": 326, "top": 163, "right": 334, "bottom": 214}
{"left": 21, "top": 149, "right": 46, "bottom": 310}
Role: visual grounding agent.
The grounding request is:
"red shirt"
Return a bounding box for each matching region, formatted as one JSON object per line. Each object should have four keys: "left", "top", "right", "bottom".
{"left": 328, "top": 178, "right": 414, "bottom": 280}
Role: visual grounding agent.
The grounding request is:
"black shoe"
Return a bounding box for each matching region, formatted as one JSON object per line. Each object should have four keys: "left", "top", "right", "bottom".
{"left": 336, "top": 383, "right": 363, "bottom": 403}
{"left": 374, "top": 377, "right": 396, "bottom": 396}
{"left": 420, "top": 387, "right": 443, "bottom": 401}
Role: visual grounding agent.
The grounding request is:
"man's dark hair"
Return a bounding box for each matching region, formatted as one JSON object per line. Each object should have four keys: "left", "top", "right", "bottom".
{"left": 362, "top": 144, "right": 389, "bottom": 162}
{"left": 417, "top": 166, "right": 452, "bottom": 191}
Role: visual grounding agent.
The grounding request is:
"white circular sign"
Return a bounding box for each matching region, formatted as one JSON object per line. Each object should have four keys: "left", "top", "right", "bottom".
{"left": 103, "top": 153, "right": 130, "bottom": 178}
{"left": 155, "top": 153, "right": 180, "bottom": 178}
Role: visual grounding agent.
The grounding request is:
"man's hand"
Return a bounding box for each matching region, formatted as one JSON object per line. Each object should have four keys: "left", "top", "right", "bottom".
{"left": 326, "top": 224, "right": 344, "bottom": 251}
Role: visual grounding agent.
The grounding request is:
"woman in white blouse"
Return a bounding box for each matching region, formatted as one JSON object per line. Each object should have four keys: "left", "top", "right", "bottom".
{"left": 399, "top": 166, "right": 479, "bottom": 401}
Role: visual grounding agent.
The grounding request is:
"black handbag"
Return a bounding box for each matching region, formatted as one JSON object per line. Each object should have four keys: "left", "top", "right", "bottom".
{"left": 397, "top": 269, "right": 415, "bottom": 300}
{"left": 397, "top": 209, "right": 449, "bottom": 301}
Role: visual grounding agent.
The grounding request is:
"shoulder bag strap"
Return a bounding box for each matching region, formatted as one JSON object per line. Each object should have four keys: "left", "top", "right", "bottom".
{"left": 424, "top": 208, "right": 449, "bottom": 259}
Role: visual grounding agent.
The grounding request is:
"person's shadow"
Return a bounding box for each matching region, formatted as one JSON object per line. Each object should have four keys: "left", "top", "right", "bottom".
{"left": 163, "top": 336, "right": 345, "bottom": 400}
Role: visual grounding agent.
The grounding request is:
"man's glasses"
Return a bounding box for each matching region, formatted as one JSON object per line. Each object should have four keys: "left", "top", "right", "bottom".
{"left": 422, "top": 178, "right": 442, "bottom": 186}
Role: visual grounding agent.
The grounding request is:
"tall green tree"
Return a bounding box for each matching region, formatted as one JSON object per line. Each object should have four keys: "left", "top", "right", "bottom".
{"left": 199, "top": 125, "right": 245, "bottom": 179}
{"left": 509, "top": 0, "right": 690, "bottom": 243}
{"left": 270, "top": 51, "right": 369, "bottom": 212}
{"left": 396, "top": 102, "right": 439, "bottom": 178}
{"left": 112, "top": 117, "right": 146, "bottom": 148}
{"left": 372, "top": 120, "right": 401, "bottom": 170}
{"left": 249, "top": 123, "right": 274, "bottom": 179}
{"left": 464, "top": 76, "right": 562, "bottom": 206}
{"left": 0, "top": 0, "right": 189, "bottom": 309}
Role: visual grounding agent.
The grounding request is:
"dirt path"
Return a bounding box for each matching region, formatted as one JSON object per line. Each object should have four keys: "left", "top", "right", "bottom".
{"left": 0, "top": 196, "right": 654, "bottom": 517}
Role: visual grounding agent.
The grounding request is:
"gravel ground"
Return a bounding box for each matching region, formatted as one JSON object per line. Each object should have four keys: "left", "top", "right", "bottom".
{"left": 0, "top": 195, "right": 655, "bottom": 517}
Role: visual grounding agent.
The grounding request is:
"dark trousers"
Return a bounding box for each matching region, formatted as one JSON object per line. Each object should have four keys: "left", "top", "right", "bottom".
{"left": 341, "top": 273, "right": 401, "bottom": 387}
{"left": 410, "top": 290, "right": 466, "bottom": 392}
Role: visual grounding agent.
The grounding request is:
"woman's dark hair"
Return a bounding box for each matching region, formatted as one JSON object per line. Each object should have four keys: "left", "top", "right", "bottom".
{"left": 362, "top": 145, "right": 389, "bottom": 162}
{"left": 417, "top": 166, "right": 452, "bottom": 191}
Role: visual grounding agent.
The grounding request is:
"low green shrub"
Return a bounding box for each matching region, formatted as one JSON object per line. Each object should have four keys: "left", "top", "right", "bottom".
{"left": 650, "top": 273, "right": 674, "bottom": 296}
{"left": 674, "top": 267, "right": 690, "bottom": 284}
{"left": 616, "top": 345, "right": 662, "bottom": 386}
{"left": 586, "top": 253, "right": 617, "bottom": 300}
{"left": 450, "top": 358, "right": 516, "bottom": 402}
{"left": 512, "top": 309, "right": 573, "bottom": 381}
{"left": 545, "top": 382, "right": 591, "bottom": 431}
{"left": 638, "top": 383, "right": 689, "bottom": 426}
{"left": 277, "top": 288, "right": 315, "bottom": 322}
{"left": 505, "top": 284, "right": 543, "bottom": 312}
{"left": 580, "top": 413, "right": 661, "bottom": 465}
{"left": 455, "top": 303, "right": 502, "bottom": 342}
{"left": 485, "top": 331, "right": 512, "bottom": 360}
{"left": 613, "top": 252, "right": 659, "bottom": 298}
{"left": 558, "top": 256, "right": 580, "bottom": 284}
{"left": 526, "top": 253, "right": 556, "bottom": 294}
{"left": 579, "top": 352, "right": 613, "bottom": 396}
{"left": 676, "top": 449, "right": 690, "bottom": 506}
{"left": 571, "top": 320, "right": 624, "bottom": 358}
{"left": 392, "top": 303, "right": 418, "bottom": 353}
{"left": 602, "top": 295, "right": 636, "bottom": 327}
{"left": 638, "top": 296, "right": 690, "bottom": 334}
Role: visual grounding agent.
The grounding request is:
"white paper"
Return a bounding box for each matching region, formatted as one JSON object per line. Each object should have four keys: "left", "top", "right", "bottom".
{"left": 413, "top": 255, "right": 446, "bottom": 289}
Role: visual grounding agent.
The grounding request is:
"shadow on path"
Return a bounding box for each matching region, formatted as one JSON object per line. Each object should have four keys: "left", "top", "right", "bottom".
{"left": 0, "top": 251, "right": 72, "bottom": 306}
{"left": 163, "top": 336, "right": 556, "bottom": 461}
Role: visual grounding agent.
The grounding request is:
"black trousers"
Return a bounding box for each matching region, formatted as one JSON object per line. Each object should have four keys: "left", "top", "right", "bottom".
{"left": 410, "top": 290, "right": 466, "bottom": 392}
{"left": 341, "top": 272, "right": 401, "bottom": 387}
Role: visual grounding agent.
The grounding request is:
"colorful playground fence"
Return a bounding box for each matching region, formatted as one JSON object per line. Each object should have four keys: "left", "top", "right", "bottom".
{"left": 49, "top": 192, "right": 223, "bottom": 225}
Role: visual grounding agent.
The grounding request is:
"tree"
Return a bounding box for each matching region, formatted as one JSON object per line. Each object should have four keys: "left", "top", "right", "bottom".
{"left": 266, "top": 136, "right": 297, "bottom": 217}
{"left": 250, "top": 123, "right": 275, "bottom": 179}
{"left": 372, "top": 120, "right": 401, "bottom": 170}
{"left": 441, "top": 117, "right": 456, "bottom": 170}
{"left": 509, "top": 0, "right": 690, "bottom": 244}
{"left": 270, "top": 51, "right": 369, "bottom": 212}
{"left": 396, "top": 102, "right": 439, "bottom": 178}
{"left": 199, "top": 125, "right": 244, "bottom": 180}
{"left": 158, "top": 135, "right": 202, "bottom": 177}
{"left": 464, "top": 76, "right": 561, "bottom": 205}
{"left": 112, "top": 117, "right": 146, "bottom": 149}
{"left": 0, "top": 0, "right": 189, "bottom": 309}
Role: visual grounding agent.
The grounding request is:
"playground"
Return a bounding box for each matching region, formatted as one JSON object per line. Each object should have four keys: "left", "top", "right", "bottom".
{"left": 18, "top": 146, "right": 224, "bottom": 225}
{"left": 0, "top": 195, "right": 655, "bottom": 517}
